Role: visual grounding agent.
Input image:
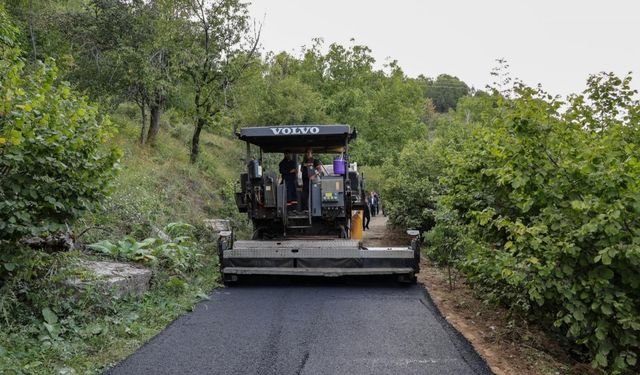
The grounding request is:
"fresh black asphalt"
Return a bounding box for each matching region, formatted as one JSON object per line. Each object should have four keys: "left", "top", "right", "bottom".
{"left": 106, "top": 277, "right": 492, "bottom": 375}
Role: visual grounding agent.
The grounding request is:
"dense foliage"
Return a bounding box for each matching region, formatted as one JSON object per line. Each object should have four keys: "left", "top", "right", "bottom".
{"left": 0, "top": 105, "right": 235, "bottom": 373}
{"left": 8, "top": 1, "right": 638, "bottom": 373}
{"left": 230, "top": 44, "right": 429, "bottom": 165}
{"left": 5, "top": 0, "right": 466, "bottom": 165}
{"left": 0, "top": 8, "right": 120, "bottom": 244}
{"left": 418, "top": 74, "right": 470, "bottom": 112}
{"left": 384, "top": 74, "right": 640, "bottom": 373}
{"left": 0, "top": 219, "right": 219, "bottom": 374}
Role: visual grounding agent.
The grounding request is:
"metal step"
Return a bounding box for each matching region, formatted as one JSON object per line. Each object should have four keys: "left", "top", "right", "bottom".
{"left": 286, "top": 225, "right": 312, "bottom": 229}
{"left": 233, "top": 239, "right": 360, "bottom": 250}
{"left": 223, "top": 267, "right": 415, "bottom": 276}
{"left": 287, "top": 214, "right": 309, "bottom": 220}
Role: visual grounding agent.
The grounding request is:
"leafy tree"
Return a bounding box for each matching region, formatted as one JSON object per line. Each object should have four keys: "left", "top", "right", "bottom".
{"left": 176, "top": 0, "right": 260, "bottom": 162}
{"left": 4, "top": 0, "right": 86, "bottom": 63}
{"left": 36, "top": 0, "right": 181, "bottom": 145}
{"left": 289, "top": 41, "right": 427, "bottom": 165}
{"left": 228, "top": 52, "right": 327, "bottom": 126}
{"left": 454, "top": 94, "right": 496, "bottom": 124}
{"left": 356, "top": 62, "right": 426, "bottom": 165}
{"left": 385, "top": 73, "right": 640, "bottom": 373}
{"left": 419, "top": 74, "right": 470, "bottom": 112}
{"left": 0, "top": 7, "right": 120, "bottom": 244}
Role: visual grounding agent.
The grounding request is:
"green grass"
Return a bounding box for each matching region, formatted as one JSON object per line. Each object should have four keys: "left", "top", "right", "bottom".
{"left": 0, "top": 106, "right": 249, "bottom": 374}
{"left": 78, "top": 106, "right": 246, "bottom": 243}
{"left": 0, "top": 255, "right": 220, "bottom": 374}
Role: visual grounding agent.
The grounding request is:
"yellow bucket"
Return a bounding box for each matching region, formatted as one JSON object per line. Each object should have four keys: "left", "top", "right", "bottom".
{"left": 351, "top": 210, "right": 363, "bottom": 240}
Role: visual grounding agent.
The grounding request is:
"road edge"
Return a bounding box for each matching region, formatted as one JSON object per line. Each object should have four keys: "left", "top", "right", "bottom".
{"left": 417, "top": 281, "right": 495, "bottom": 374}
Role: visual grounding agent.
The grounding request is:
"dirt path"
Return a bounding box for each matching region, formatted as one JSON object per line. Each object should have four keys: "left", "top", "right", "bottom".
{"left": 362, "top": 214, "right": 409, "bottom": 247}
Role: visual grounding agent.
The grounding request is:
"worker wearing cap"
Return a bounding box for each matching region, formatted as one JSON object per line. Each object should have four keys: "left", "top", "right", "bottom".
{"left": 279, "top": 151, "right": 297, "bottom": 205}
{"left": 301, "top": 148, "right": 321, "bottom": 211}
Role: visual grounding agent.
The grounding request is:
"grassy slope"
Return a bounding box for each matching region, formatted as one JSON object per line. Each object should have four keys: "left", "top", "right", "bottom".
{"left": 0, "top": 107, "right": 247, "bottom": 374}
{"left": 79, "top": 107, "right": 246, "bottom": 243}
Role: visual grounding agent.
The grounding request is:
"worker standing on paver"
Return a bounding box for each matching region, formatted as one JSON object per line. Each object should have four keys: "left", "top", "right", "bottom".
{"left": 301, "top": 148, "right": 321, "bottom": 211}
{"left": 279, "top": 151, "right": 297, "bottom": 205}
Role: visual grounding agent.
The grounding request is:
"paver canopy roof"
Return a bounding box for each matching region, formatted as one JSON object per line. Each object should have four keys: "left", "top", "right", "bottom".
{"left": 237, "top": 125, "right": 356, "bottom": 153}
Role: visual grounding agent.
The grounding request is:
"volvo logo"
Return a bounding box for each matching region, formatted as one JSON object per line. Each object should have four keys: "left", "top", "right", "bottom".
{"left": 270, "top": 126, "right": 320, "bottom": 135}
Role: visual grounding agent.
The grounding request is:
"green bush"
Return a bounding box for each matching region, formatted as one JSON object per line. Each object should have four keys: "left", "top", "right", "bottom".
{"left": 382, "top": 140, "right": 442, "bottom": 231}
{"left": 385, "top": 74, "right": 640, "bottom": 373}
{"left": 382, "top": 110, "right": 472, "bottom": 232}
{"left": 217, "top": 179, "right": 250, "bottom": 237}
{"left": 0, "top": 9, "right": 120, "bottom": 244}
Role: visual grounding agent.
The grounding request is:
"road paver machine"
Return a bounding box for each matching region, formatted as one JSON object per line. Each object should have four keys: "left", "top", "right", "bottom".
{"left": 217, "top": 125, "right": 419, "bottom": 284}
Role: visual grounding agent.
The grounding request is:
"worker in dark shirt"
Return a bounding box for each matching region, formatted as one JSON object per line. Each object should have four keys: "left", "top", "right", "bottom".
{"left": 279, "top": 151, "right": 297, "bottom": 204}
{"left": 301, "top": 148, "right": 321, "bottom": 211}
{"left": 363, "top": 192, "right": 371, "bottom": 230}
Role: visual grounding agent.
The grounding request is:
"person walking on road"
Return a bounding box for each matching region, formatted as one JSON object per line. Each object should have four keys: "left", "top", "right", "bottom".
{"left": 371, "top": 196, "right": 375, "bottom": 217}
{"left": 373, "top": 191, "right": 380, "bottom": 216}
{"left": 369, "top": 192, "right": 377, "bottom": 217}
{"left": 363, "top": 193, "right": 371, "bottom": 230}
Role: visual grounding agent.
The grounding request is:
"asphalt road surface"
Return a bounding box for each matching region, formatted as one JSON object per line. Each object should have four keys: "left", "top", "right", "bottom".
{"left": 106, "top": 216, "right": 492, "bottom": 374}
{"left": 106, "top": 280, "right": 491, "bottom": 375}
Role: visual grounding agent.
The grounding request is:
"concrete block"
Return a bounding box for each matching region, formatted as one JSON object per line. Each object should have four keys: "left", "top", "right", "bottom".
{"left": 67, "top": 260, "right": 152, "bottom": 298}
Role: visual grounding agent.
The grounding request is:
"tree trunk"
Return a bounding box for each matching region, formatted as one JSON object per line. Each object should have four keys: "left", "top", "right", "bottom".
{"left": 190, "top": 117, "right": 205, "bottom": 163}
{"left": 28, "top": 0, "right": 37, "bottom": 62}
{"left": 139, "top": 102, "right": 147, "bottom": 145}
{"left": 146, "top": 102, "right": 162, "bottom": 145}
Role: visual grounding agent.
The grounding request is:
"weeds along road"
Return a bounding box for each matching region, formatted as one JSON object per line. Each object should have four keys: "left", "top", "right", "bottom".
{"left": 106, "top": 217, "right": 492, "bottom": 375}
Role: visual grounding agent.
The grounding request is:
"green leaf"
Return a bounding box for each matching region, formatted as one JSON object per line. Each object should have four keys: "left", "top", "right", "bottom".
{"left": 8, "top": 130, "right": 22, "bottom": 145}
{"left": 601, "top": 253, "right": 612, "bottom": 265}
{"left": 571, "top": 200, "right": 588, "bottom": 210}
{"left": 43, "top": 322, "right": 56, "bottom": 334}
{"left": 196, "top": 290, "right": 210, "bottom": 301}
{"left": 594, "top": 352, "right": 608, "bottom": 367}
{"left": 601, "top": 268, "right": 614, "bottom": 280}
{"left": 24, "top": 360, "right": 43, "bottom": 369}
{"left": 91, "top": 325, "right": 103, "bottom": 335}
{"left": 3, "top": 263, "right": 16, "bottom": 271}
{"left": 573, "top": 309, "right": 584, "bottom": 321}
{"left": 138, "top": 238, "right": 157, "bottom": 248}
{"left": 42, "top": 307, "right": 58, "bottom": 324}
{"left": 627, "top": 352, "right": 637, "bottom": 366}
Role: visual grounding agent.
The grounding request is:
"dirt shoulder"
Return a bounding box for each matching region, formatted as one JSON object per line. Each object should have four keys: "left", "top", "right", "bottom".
{"left": 416, "top": 259, "right": 594, "bottom": 375}
{"left": 367, "top": 216, "right": 587, "bottom": 375}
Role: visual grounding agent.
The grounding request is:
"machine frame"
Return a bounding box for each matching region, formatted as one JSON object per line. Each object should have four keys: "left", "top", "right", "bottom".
{"left": 218, "top": 124, "right": 420, "bottom": 284}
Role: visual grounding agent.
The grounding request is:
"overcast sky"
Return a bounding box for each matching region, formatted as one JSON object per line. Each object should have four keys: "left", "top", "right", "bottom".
{"left": 247, "top": 0, "right": 640, "bottom": 97}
